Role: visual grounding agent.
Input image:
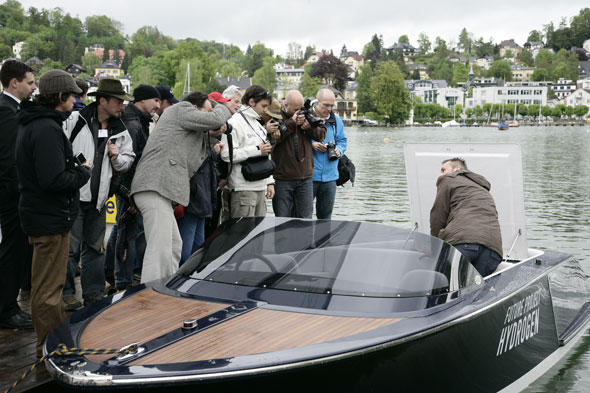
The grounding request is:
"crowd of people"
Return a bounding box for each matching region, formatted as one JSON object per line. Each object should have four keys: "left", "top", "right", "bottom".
{"left": 0, "top": 59, "right": 349, "bottom": 356}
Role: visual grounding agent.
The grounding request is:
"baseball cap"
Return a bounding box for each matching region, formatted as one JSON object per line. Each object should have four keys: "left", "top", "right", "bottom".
{"left": 208, "top": 92, "right": 229, "bottom": 103}
{"left": 155, "top": 85, "right": 179, "bottom": 104}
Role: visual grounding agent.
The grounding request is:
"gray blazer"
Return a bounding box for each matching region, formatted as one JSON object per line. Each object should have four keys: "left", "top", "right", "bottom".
{"left": 130, "top": 101, "right": 231, "bottom": 206}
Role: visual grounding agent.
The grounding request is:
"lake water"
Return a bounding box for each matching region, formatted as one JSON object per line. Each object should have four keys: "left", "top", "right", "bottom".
{"left": 329, "top": 125, "right": 590, "bottom": 392}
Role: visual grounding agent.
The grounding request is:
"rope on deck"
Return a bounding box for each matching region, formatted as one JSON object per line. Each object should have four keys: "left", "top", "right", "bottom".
{"left": 4, "top": 342, "right": 139, "bottom": 393}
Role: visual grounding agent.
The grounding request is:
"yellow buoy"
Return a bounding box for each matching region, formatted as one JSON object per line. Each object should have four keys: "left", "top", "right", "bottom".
{"left": 383, "top": 137, "right": 390, "bottom": 143}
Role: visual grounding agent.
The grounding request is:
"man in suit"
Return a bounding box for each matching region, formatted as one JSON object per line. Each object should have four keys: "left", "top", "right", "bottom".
{"left": 0, "top": 59, "right": 36, "bottom": 329}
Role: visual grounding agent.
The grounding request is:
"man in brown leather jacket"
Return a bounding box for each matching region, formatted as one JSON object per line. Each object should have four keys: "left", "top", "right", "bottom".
{"left": 430, "top": 157, "right": 503, "bottom": 276}
{"left": 270, "top": 90, "right": 326, "bottom": 218}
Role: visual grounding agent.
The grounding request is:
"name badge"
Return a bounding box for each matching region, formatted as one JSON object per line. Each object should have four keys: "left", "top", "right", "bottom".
{"left": 98, "top": 129, "right": 108, "bottom": 138}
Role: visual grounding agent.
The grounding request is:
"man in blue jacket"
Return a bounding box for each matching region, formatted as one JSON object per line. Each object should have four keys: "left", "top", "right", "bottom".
{"left": 310, "top": 88, "right": 347, "bottom": 219}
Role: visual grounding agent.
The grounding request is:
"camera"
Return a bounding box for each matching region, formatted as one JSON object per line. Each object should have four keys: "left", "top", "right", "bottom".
{"left": 299, "top": 99, "right": 324, "bottom": 128}
{"left": 326, "top": 142, "right": 339, "bottom": 161}
{"left": 270, "top": 119, "right": 288, "bottom": 135}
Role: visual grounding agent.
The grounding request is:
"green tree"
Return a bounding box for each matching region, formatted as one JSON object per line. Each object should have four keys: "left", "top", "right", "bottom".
{"left": 81, "top": 52, "right": 102, "bottom": 76}
{"left": 517, "top": 50, "right": 534, "bottom": 66}
{"left": 532, "top": 68, "right": 549, "bottom": 81}
{"left": 417, "top": 32, "right": 431, "bottom": 55}
{"left": 574, "top": 105, "right": 589, "bottom": 117}
{"left": 503, "top": 49, "right": 514, "bottom": 59}
{"left": 299, "top": 73, "right": 321, "bottom": 98}
{"left": 534, "top": 49, "right": 553, "bottom": 73}
{"left": 128, "top": 55, "right": 169, "bottom": 86}
{"left": 371, "top": 61, "right": 411, "bottom": 123}
{"left": 356, "top": 64, "right": 376, "bottom": 113}
{"left": 432, "top": 60, "right": 453, "bottom": 84}
{"left": 452, "top": 62, "right": 468, "bottom": 86}
{"left": 304, "top": 45, "right": 315, "bottom": 60}
{"left": 243, "top": 43, "right": 273, "bottom": 77}
{"left": 475, "top": 105, "right": 483, "bottom": 117}
{"left": 473, "top": 37, "right": 496, "bottom": 57}
{"left": 541, "top": 106, "right": 553, "bottom": 117}
{"left": 564, "top": 106, "right": 575, "bottom": 118}
{"left": 528, "top": 104, "right": 540, "bottom": 117}
{"left": 527, "top": 30, "right": 543, "bottom": 43}
{"left": 458, "top": 28, "right": 471, "bottom": 54}
{"left": 518, "top": 104, "right": 529, "bottom": 116}
{"left": 252, "top": 56, "right": 277, "bottom": 94}
{"left": 129, "top": 26, "right": 175, "bottom": 59}
{"left": 398, "top": 35, "right": 409, "bottom": 44}
{"left": 84, "top": 15, "right": 126, "bottom": 49}
{"left": 0, "top": 43, "right": 12, "bottom": 59}
{"left": 488, "top": 60, "right": 513, "bottom": 81}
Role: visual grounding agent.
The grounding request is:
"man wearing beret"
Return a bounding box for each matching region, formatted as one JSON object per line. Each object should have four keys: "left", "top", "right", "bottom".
{"left": 15, "top": 69, "right": 91, "bottom": 356}
{"left": 62, "top": 78, "right": 135, "bottom": 309}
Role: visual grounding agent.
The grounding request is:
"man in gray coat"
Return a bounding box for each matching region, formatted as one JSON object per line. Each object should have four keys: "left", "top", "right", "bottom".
{"left": 430, "top": 157, "right": 503, "bottom": 276}
{"left": 131, "top": 92, "right": 239, "bottom": 283}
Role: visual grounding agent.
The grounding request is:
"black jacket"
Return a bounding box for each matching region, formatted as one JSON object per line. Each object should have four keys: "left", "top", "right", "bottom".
{"left": 0, "top": 93, "right": 20, "bottom": 210}
{"left": 120, "top": 103, "right": 150, "bottom": 189}
{"left": 15, "top": 100, "right": 91, "bottom": 236}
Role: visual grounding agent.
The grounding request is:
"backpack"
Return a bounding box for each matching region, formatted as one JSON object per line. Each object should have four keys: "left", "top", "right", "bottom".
{"left": 336, "top": 154, "right": 355, "bottom": 187}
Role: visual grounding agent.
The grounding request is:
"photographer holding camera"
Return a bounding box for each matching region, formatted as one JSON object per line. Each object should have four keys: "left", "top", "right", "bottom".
{"left": 310, "top": 88, "right": 347, "bottom": 219}
{"left": 270, "top": 90, "right": 326, "bottom": 218}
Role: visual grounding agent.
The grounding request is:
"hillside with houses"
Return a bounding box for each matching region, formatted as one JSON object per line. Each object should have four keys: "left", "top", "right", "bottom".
{"left": 1, "top": 1, "right": 590, "bottom": 124}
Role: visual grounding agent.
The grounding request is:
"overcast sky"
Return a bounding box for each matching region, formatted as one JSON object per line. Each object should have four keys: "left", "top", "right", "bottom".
{"left": 15, "top": 0, "right": 590, "bottom": 56}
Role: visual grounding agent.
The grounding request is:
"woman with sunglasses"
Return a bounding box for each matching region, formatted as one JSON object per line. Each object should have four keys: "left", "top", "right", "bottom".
{"left": 220, "top": 85, "right": 277, "bottom": 218}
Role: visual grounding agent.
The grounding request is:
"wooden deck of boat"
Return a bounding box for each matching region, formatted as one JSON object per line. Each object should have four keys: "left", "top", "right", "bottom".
{"left": 81, "top": 288, "right": 402, "bottom": 365}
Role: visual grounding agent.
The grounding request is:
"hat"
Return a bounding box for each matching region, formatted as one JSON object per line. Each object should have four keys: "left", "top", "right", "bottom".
{"left": 155, "top": 85, "right": 179, "bottom": 104}
{"left": 133, "top": 84, "right": 161, "bottom": 102}
{"left": 88, "top": 78, "right": 134, "bottom": 101}
{"left": 265, "top": 97, "right": 282, "bottom": 120}
{"left": 208, "top": 92, "right": 229, "bottom": 103}
{"left": 39, "top": 70, "right": 83, "bottom": 95}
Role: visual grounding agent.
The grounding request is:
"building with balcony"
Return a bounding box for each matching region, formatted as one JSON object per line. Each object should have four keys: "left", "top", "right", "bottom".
{"left": 551, "top": 78, "right": 576, "bottom": 99}
{"left": 465, "top": 84, "right": 548, "bottom": 108}
{"left": 95, "top": 60, "right": 124, "bottom": 78}
{"left": 561, "top": 88, "right": 590, "bottom": 108}
{"left": 511, "top": 65, "right": 535, "bottom": 82}
{"left": 406, "top": 80, "right": 464, "bottom": 109}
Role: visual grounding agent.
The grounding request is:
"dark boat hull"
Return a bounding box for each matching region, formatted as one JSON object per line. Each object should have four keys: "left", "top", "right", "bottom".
{"left": 45, "top": 246, "right": 590, "bottom": 392}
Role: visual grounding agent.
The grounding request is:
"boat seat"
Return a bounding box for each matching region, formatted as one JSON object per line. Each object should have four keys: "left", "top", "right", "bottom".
{"left": 493, "top": 261, "right": 514, "bottom": 274}
{"left": 398, "top": 269, "right": 449, "bottom": 294}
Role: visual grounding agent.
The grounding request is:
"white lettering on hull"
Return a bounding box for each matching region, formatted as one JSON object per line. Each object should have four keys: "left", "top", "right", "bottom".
{"left": 496, "top": 288, "right": 543, "bottom": 357}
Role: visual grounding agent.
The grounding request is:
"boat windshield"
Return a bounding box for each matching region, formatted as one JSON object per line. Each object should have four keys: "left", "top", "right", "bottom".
{"left": 183, "top": 218, "right": 482, "bottom": 298}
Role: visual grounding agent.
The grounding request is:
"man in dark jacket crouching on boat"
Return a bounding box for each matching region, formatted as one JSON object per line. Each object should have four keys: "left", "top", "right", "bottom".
{"left": 430, "top": 157, "right": 503, "bottom": 276}
{"left": 15, "top": 70, "right": 91, "bottom": 357}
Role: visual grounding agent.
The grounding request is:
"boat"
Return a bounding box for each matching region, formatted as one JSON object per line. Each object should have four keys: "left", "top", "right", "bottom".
{"left": 498, "top": 120, "right": 509, "bottom": 130}
{"left": 441, "top": 119, "right": 460, "bottom": 128}
{"left": 44, "top": 144, "right": 590, "bottom": 392}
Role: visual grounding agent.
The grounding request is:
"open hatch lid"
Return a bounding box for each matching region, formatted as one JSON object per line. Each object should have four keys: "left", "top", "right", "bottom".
{"left": 404, "top": 143, "right": 528, "bottom": 261}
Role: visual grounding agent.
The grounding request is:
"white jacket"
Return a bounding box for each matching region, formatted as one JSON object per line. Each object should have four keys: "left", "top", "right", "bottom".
{"left": 63, "top": 109, "right": 135, "bottom": 210}
{"left": 220, "top": 106, "right": 273, "bottom": 191}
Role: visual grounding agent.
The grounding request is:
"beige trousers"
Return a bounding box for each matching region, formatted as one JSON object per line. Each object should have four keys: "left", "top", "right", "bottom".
{"left": 134, "top": 191, "right": 182, "bottom": 283}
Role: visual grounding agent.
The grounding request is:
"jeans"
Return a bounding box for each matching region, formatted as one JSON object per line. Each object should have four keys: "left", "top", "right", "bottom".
{"left": 272, "top": 178, "right": 313, "bottom": 218}
{"left": 312, "top": 180, "right": 337, "bottom": 219}
{"left": 64, "top": 202, "right": 106, "bottom": 301}
{"left": 177, "top": 212, "right": 205, "bottom": 266}
{"left": 104, "top": 196, "right": 144, "bottom": 288}
{"left": 454, "top": 243, "right": 502, "bottom": 276}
